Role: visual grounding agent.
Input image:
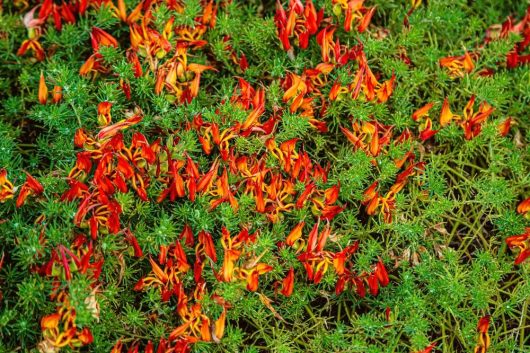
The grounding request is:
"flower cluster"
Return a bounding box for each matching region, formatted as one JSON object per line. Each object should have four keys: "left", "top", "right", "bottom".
{"left": 412, "top": 95, "right": 495, "bottom": 141}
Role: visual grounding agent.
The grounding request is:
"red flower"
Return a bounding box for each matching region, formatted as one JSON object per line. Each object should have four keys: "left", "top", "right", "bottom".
{"left": 414, "top": 342, "right": 436, "bottom": 353}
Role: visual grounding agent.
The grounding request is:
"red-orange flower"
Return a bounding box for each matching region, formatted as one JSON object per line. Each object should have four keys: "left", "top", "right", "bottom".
{"left": 474, "top": 316, "right": 491, "bottom": 353}
{"left": 497, "top": 117, "right": 513, "bottom": 137}
{"left": 332, "top": 0, "right": 376, "bottom": 33}
{"left": 238, "top": 262, "right": 273, "bottom": 291}
{"left": 39, "top": 292, "right": 94, "bottom": 350}
{"left": 275, "top": 0, "right": 323, "bottom": 51}
{"left": 16, "top": 172, "right": 44, "bottom": 207}
{"left": 341, "top": 120, "right": 394, "bottom": 158}
{"left": 52, "top": 86, "right": 63, "bottom": 103}
{"left": 97, "top": 112, "right": 143, "bottom": 140}
{"left": 286, "top": 221, "right": 305, "bottom": 248}
{"left": 91, "top": 27, "right": 119, "bottom": 51}
{"left": 439, "top": 97, "right": 459, "bottom": 127}
{"left": 154, "top": 44, "right": 215, "bottom": 103}
{"left": 411, "top": 102, "right": 439, "bottom": 141}
{"left": 219, "top": 227, "right": 257, "bottom": 282}
{"left": 439, "top": 51, "right": 475, "bottom": 77}
{"left": 418, "top": 117, "right": 438, "bottom": 141}
{"left": 0, "top": 169, "right": 15, "bottom": 203}
{"left": 412, "top": 102, "right": 434, "bottom": 122}
{"left": 113, "top": 0, "right": 143, "bottom": 24}
{"left": 506, "top": 228, "right": 530, "bottom": 265}
{"left": 460, "top": 95, "right": 494, "bottom": 140}
{"left": 517, "top": 197, "right": 530, "bottom": 216}
{"left": 80, "top": 27, "right": 119, "bottom": 76}
{"left": 18, "top": 38, "right": 46, "bottom": 61}
{"left": 414, "top": 342, "right": 437, "bottom": 353}
{"left": 97, "top": 102, "right": 113, "bottom": 127}
{"left": 280, "top": 267, "right": 295, "bottom": 297}
{"left": 209, "top": 168, "right": 238, "bottom": 211}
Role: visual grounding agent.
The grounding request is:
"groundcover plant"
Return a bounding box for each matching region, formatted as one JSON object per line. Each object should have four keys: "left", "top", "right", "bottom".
{"left": 0, "top": 0, "right": 529, "bottom": 352}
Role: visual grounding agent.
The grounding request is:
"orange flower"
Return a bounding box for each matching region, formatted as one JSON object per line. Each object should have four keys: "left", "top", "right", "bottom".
{"left": 78, "top": 328, "right": 94, "bottom": 345}
{"left": 357, "top": 6, "right": 376, "bottom": 32}
{"left": 506, "top": 228, "right": 530, "bottom": 265}
{"left": 97, "top": 113, "right": 143, "bottom": 140}
{"left": 460, "top": 96, "right": 494, "bottom": 140}
{"left": 341, "top": 120, "right": 393, "bottom": 157}
{"left": 155, "top": 44, "right": 215, "bottom": 103}
{"left": 280, "top": 267, "right": 295, "bottom": 297}
{"left": 497, "top": 117, "right": 513, "bottom": 137}
{"left": 439, "top": 97, "right": 459, "bottom": 127}
{"left": 332, "top": 0, "right": 376, "bottom": 33}
{"left": 362, "top": 181, "right": 379, "bottom": 212}
{"left": 79, "top": 27, "right": 118, "bottom": 76}
{"left": 220, "top": 227, "right": 250, "bottom": 282}
{"left": 517, "top": 197, "right": 530, "bottom": 216}
{"left": 135, "top": 248, "right": 190, "bottom": 302}
{"left": 52, "top": 86, "right": 63, "bottom": 103}
{"left": 130, "top": 17, "right": 173, "bottom": 60}
{"left": 40, "top": 293, "right": 94, "bottom": 350}
{"left": 414, "top": 342, "right": 436, "bottom": 353}
{"left": 0, "top": 169, "right": 15, "bottom": 203}
{"left": 239, "top": 262, "right": 273, "bottom": 291}
{"left": 366, "top": 260, "right": 389, "bottom": 295}
{"left": 439, "top": 51, "right": 475, "bottom": 77}
{"left": 114, "top": 0, "right": 142, "bottom": 24}
{"left": 333, "top": 243, "right": 358, "bottom": 276}
{"left": 212, "top": 309, "right": 226, "bottom": 342}
{"left": 316, "top": 26, "right": 336, "bottom": 62}
{"left": 38, "top": 72, "right": 48, "bottom": 104}
{"left": 411, "top": 103, "right": 439, "bottom": 140}
{"left": 286, "top": 221, "right": 305, "bottom": 247}
{"left": 41, "top": 313, "right": 61, "bottom": 330}
{"left": 329, "top": 81, "right": 349, "bottom": 101}
{"left": 412, "top": 102, "right": 434, "bottom": 122}
{"left": 73, "top": 191, "right": 122, "bottom": 239}
{"left": 197, "top": 230, "right": 217, "bottom": 263}
{"left": 282, "top": 73, "right": 308, "bottom": 108}
{"left": 209, "top": 168, "right": 238, "bottom": 211}
{"left": 90, "top": 27, "right": 118, "bottom": 51}
{"left": 296, "top": 221, "right": 336, "bottom": 284}
{"left": 378, "top": 192, "right": 396, "bottom": 223}
{"left": 375, "top": 72, "right": 396, "bottom": 103}
{"left": 97, "top": 102, "right": 113, "bottom": 127}
{"left": 110, "top": 340, "right": 124, "bottom": 353}
{"left": 168, "top": 289, "right": 226, "bottom": 345}
{"left": 349, "top": 56, "right": 396, "bottom": 103}
{"left": 176, "top": 25, "right": 208, "bottom": 48}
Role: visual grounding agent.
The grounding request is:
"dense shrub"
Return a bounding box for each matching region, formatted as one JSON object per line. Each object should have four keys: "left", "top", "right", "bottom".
{"left": 0, "top": 1, "right": 529, "bottom": 352}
